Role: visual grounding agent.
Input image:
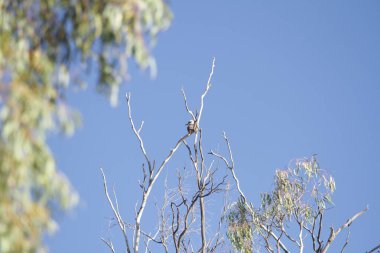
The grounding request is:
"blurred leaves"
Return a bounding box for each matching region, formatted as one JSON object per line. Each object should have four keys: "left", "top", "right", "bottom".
{"left": 0, "top": 0, "right": 171, "bottom": 252}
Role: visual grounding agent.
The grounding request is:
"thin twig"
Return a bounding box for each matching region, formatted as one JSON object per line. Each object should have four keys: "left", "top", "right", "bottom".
{"left": 196, "top": 57, "right": 215, "bottom": 127}
{"left": 280, "top": 225, "right": 299, "bottom": 246}
{"left": 321, "top": 207, "right": 368, "bottom": 253}
{"left": 209, "top": 133, "right": 290, "bottom": 253}
{"left": 367, "top": 244, "right": 380, "bottom": 253}
{"left": 101, "top": 168, "right": 131, "bottom": 253}
{"left": 340, "top": 230, "right": 350, "bottom": 253}
{"left": 126, "top": 93, "right": 151, "bottom": 171}
{"left": 134, "top": 133, "right": 189, "bottom": 253}
{"left": 181, "top": 88, "right": 196, "bottom": 121}
{"left": 101, "top": 238, "right": 116, "bottom": 253}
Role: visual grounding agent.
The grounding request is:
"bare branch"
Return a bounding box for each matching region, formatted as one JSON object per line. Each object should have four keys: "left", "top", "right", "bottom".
{"left": 182, "top": 140, "right": 196, "bottom": 168}
{"left": 276, "top": 231, "right": 283, "bottom": 253}
{"left": 336, "top": 207, "right": 368, "bottom": 235}
{"left": 340, "top": 230, "right": 350, "bottom": 253}
{"left": 175, "top": 171, "right": 225, "bottom": 253}
{"left": 185, "top": 59, "right": 217, "bottom": 252}
{"left": 196, "top": 57, "right": 215, "bottom": 126}
{"left": 181, "top": 88, "right": 196, "bottom": 121}
{"left": 266, "top": 229, "right": 289, "bottom": 253}
{"left": 138, "top": 121, "right": 144, "bottom": 134}
{"left": 367, "top": 244, "right": 380, "bottom": 253}
{"left": 101, "top": 237, "right": 116, "bottom": 253}
{"left": 280, "top": 225, "right": 299, "bottom": 246}
{"left": 141, "top": 229, "right": 162, "bottom": 244}
{"left": 134, "top": 133, "right": 190, "bottom": 253}
{"left": 126, "top": 90, "right": 194, "bottom": 252}
{"left": 154, "top": 178, "right": 175, "bottom": 253}
{"left": 303, "top": 211, "right": 319, "bottom": 251}
{"left": 103, "top": 60, "right": 230, "bottom": 253}
{"left": 317, "top": 210, "right": 323, "bottom": 251}
{"left": 142, "top": 229, "right": 160, "bottom": 253}
{"left": 321, "top": 207, "right": 368, "bottom": 253}
{"left": 209, "top": 133, "right": 291, "bottom": 253}
{"left": 264, "top": 233, "right": 275, "bottom": 253}
{"left": 209, "top": 134, "right": 251, "bottom": 214}
{"left": 197, "top": 135, "right": 207, "bottom": 253}
{"left": 101, "top": 168, "right": 131, "bottom": 253}
{"left": 125, "top": 93, "right": 151, "bottom": 171}
{"left": 113, "top": 187, "right": 121, "bottom": 218}
{"left": 298, "top": 222, "right": 304, "bottom": 253}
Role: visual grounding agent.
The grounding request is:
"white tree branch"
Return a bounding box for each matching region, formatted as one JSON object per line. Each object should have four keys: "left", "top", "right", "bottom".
{"left": 197, "top": 57, "right": 215, "bottom": 127}
{"left": 126, "top": 93, "right": 151, "bottom": 171}
{"left": 209, "top": 133, "right": 290, "bottom": 253}
{"left": 101, "top": 237, "right": 116, "bottom": 253}
{"left": 321, "top": 207, "right": 368, "bottom": 253}
{"left": 101, "top": 168, "right": 131, "bottom": 253}
{"left": 181, "top": 88, "right": 196, "bottom": 121}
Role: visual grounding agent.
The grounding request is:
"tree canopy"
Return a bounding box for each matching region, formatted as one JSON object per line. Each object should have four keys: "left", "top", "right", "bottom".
{"left": 0, "top": 0, "right": 171, "bottom": 252}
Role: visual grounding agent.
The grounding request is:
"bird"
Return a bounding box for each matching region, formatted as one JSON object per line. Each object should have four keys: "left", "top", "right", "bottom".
{"left": 186, "top": 120, "right": 198, "bottom": 134}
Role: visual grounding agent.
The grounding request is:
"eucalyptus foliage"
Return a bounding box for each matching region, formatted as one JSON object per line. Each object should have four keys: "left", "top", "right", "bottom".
{"left": 226, "top": 157, "right": 337, "bottom": 252}
{"left": 227, "top": 199, "right": 253, "bottom": 253}
{"left": 0, "top": 0, "right": 171, "bottom": 252}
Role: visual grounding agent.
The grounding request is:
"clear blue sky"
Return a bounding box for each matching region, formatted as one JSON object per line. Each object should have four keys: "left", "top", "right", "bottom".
{"left": 47, "top": 1, "right": 380, "bottom": 252}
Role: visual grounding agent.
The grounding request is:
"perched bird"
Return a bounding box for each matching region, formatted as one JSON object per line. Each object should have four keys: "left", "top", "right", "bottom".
{"left": 186, "top": 120, "right": 198, "bottom": 134}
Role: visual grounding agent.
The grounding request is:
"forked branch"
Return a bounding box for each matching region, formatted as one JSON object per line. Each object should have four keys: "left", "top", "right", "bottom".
{"left": 209, "top": 133, "right": 290, "bottom": 253}
{"left": 101, "top": 59, "right": 217, "bottom": 253}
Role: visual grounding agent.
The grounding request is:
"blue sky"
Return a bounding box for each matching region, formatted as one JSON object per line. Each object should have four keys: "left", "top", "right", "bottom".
{"left": 47, "top": 1, "right": 380, "bottom": 252}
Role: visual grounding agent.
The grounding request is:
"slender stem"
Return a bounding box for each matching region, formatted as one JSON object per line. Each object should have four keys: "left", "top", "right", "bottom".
{"left": 134, "top": 134, "right": 189, "bottom": 252}
{"left": 209, "top": 133, "right": 290, "bottom": 253}
{"left": 321, "top": 207, "right": 368, "bottom": 253}
{"left": 199, "top": 187, "right": 206, "bottom": 253}
{"left": 101, "top": 238, "right": 116, "bottom": 253}
{"left": 194, "top": 57, "right": 215, "bottom": 145}
{"left": 181, "top": 88, "right": 196, "bottom": 121}
{"left": 126, "top": 93, "right": 151, "bottom": 171}
{"left": 197, "top": 57, "right": 215, "bottom": 127}
{"left": 101, "top": 168, "right": 131, "bottom": 253}
{"left": 340, "top": 230, "right": 350, "bottom": 253}
{"left": 126, "top": 89, "right": 191, "bottom": 253}
{"left": 298, "top": 222, "right": 304, "bottom": 253}
{"left": 367, "top": 244, "right": 380, "bottom": 253}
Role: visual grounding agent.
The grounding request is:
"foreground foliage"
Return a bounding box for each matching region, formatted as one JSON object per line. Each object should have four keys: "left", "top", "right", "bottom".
{"left": 0, "top": 1, "right": 171, "bottom": 252}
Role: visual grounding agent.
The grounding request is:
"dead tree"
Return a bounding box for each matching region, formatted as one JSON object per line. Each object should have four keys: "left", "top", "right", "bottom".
{"left": 101, "top": 59, "right": 227, "bottom": 253}
{"left": 100, "top": 59, "right": 367, "bottom": 253}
